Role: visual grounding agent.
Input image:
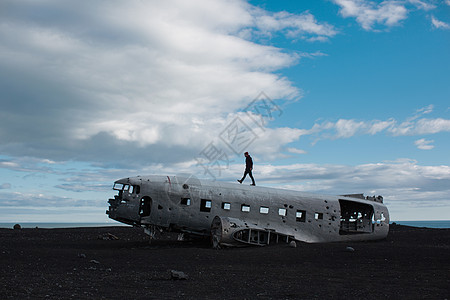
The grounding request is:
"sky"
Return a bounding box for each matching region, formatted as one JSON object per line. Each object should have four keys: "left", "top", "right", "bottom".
{"left": 0, "top": 0, "right": 449, "bottom": 223}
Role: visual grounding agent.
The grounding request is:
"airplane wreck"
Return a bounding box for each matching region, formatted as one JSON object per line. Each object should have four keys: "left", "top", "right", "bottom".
{"left": 107, "top": 175, "right": 389, "bottom": 247}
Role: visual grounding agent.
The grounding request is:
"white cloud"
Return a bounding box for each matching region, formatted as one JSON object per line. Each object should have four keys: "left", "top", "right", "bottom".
{"left": 415, "top": 104, "right": 434, "bottom": 115}
{"left": 306, "top": 118, "right": 392, "bottom": 142}
{"left": 334, "top": 119, "right": 366, "bottom": 138}
{"left": 299, "top": 51, "right": 329, "bottom": 59}
{"left": 408, "top": 0, "right": 436, "bottom": 11}
{"left": 287, "top": 147, "right": 307, "bottom": 155}
{"left": 0, "top": 0, "right": 338, "bottom": 166}
{"left": 301, "top": 105, "right": 449, "bottom": 143}
{"left": 56, "top": 183, "right": 110, "bottom": 193}
{"left": 431, "top": 15, "right": 450, "bottom": 29}
{"left": 252, "top": 10, "right": 338, "bottom": 41}
{"left": 239, "top": 123, "right": 308, "bottom": 161}
{"left": 0, "top": 157, "right": 59, "bottom": 173}
{"left": 0, "top": 161, "right": 19, "bottom": 169}
{"left": 390, "top": 118, "right": 450, "bottom": 136}
{"left": 367, "top": 119, "right": 396, "bottom": 134}
{"left": 333, "top": 0, "right": 438, "bottom": 31}
{"left": 0, "top": 191, "right": 101, "bottom": 208}
{"left": 414, "top": 138, "right": 434, "bottom": 150}
{"left": 333, "top": 0, "right": 408, "bottom": 30}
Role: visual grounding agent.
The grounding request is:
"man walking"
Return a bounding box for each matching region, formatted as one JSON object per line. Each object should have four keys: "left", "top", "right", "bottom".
{"left": 237, "top": 152, "right": 255, "bottom": 186}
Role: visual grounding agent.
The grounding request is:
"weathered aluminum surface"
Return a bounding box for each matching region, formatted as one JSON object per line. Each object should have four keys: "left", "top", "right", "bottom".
{"left": 107, "top": 175, "right": 389, "bottom": 246}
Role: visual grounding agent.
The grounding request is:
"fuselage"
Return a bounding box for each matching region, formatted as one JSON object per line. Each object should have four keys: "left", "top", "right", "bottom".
{"left": 107, "top": 175, "right": 389, "bottom": 245}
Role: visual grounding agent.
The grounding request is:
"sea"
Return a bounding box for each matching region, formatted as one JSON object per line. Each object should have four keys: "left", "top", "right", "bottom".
{"left": 0, "top": 220, "right": 449, "bottom": 229}
{"left": 0, "top": 223, "right": 129, "bottom": 229}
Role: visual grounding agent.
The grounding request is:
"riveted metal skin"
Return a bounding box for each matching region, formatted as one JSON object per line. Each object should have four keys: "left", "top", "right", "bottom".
{"left": 107, "top": 175, "right": 389, "bottom": 247}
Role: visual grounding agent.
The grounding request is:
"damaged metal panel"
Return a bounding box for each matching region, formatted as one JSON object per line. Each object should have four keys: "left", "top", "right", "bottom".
{"left": 106, "top": 175, "right": 390, "bottom": 247}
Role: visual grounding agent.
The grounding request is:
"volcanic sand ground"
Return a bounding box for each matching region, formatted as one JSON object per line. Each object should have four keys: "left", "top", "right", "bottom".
{"left": 1, "top": 224, "right": 449, "bottom": 299}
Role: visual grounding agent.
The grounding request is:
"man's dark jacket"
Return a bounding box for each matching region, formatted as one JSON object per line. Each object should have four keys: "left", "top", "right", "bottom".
{"left": 245, "top": 156, "right": 253, "bottom": 171}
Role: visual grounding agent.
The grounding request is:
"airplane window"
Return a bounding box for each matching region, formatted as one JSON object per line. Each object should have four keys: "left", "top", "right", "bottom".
{"left": 241, "top": 204, "right": 250, "bottom": 212}
{"left": 296, "top": 210, "right": 306, "bottom": 222}
{"left": 133, "top": 185, "right": 140, "bottom": 194}
{"left": 123, "top": 184, "right": 130, "bottom": 192}
{"left": 200, "top": 199, "right": 211, "bottom": 212}
{"left": 113, "top": 183, "right": 124, "bottom": 190}
{"left": 222, "top": 202, "right": 231, "bottom": 210}
{"left": 315, "top": 212, "right": 323, "bottom": 220}
{"left": 260, "top": 207, "right": 269, "bottom": 214}
{"left": 278, "top": 208, "right": 287, "bottom": 216}
{"left": 181, "top": 198, "right": 191, "bottom": 206}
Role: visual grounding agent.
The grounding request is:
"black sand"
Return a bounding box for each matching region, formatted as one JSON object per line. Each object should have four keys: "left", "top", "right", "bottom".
{"left": 1, "top": 224, "right": 449, "bottom": 299}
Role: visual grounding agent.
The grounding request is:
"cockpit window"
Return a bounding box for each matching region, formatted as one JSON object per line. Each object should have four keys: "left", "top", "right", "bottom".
{"left": 113, "top": 183, "right": 124, "bottom": 190}
{"left": 130, "top": 185, "right": 140, "bottom": 194}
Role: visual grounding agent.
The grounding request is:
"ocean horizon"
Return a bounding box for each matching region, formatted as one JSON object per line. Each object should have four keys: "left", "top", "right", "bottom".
{"left": 0, "top": 222, "right": 129, "bottom": 229}
{"left": 1, "top": 220, "right": 449, "bottom": 229}
{"left": 390, "top": 220, "right": 450, "bottom": 228}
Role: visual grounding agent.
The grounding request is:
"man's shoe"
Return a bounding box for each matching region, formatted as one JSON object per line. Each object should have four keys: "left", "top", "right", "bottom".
{"left": 250, "top": 183, "right": 255, "bottom": 186}
{"left": 237, "top": 180, "right": 242, "bottom": 184}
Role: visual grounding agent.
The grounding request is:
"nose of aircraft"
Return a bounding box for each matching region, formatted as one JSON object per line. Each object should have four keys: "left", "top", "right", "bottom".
{"left": 107, "top": 180, "right": 142, "bottom": 225}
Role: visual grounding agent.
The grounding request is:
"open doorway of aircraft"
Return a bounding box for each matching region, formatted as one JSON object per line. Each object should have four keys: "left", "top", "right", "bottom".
{"left": 107, "top": 175, "right": 389, "bottom": 248}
